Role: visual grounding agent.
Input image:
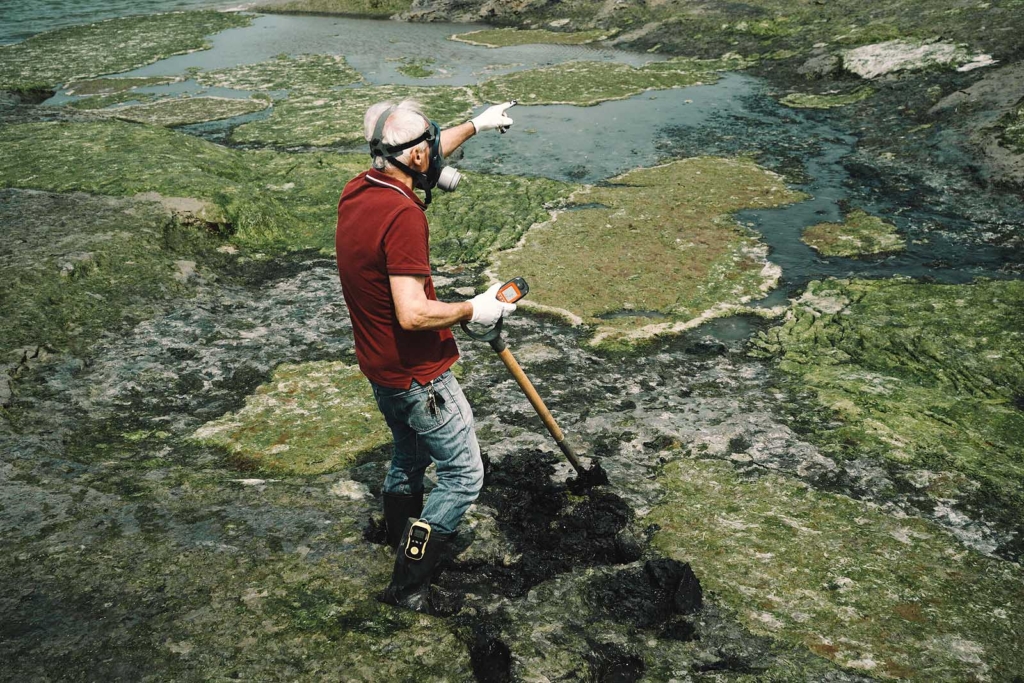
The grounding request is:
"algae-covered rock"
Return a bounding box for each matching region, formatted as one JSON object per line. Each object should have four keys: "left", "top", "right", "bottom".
{"left": 752, "top": 278, "right": 1024, "bottom": 544}
{"left": 254, "top": 0, "right": 413, "bottom": 17}
{"left": 0, "top": 11, "right": 251, "bottom": 91}
{"left": 802, "top": 209, "right": 905, "bottom": 257}
{"left": 0, "top": 189, "right": 206, "bottom": 355}
{"left": 474, "top": 56, "right": 751, "bottom": 107}
{"left": 780, "top": 88, "right": 874, "bottom": 110}
{"left": 192, "top": 361, "right": 388, "bottom": 475}
{"left": 194, "top": 53, "right": 364, "bottom": 95}
{"left": 0, "top": 120, "right": 353, "bottom": 252}
{"left": 648, "top": 457, "right": 1024, "bottom": 680}
{"left": 230, "top": 85, "right": 477, "bottom": 148}
{"left": 493, "top": 157, "right": 805, "bottom": 345}
{"left": 450, "top": 27, "right": 613, "bottom": 48}
{"left": 998, "top": 103, "right": 1024, "bottom": 154}
{"left": 0, "top": 120, "right": 569, "bottom": 258}
{"left": 428, "top": 173, "right": 575, "bottom": 264}
{"left": 65, "top": 76, "right": 179, "bottom": 96}
{"left": 103, "top": 96, "right": 271, "bottom": 127}
{"left": 840, "top": 39, "right": 996, "bottom": 80}
{"left": 394, "top": 57, "right": 437, "bottom": 79}
{"left": 65, "top": 91, "right": 165, "bottom": 110}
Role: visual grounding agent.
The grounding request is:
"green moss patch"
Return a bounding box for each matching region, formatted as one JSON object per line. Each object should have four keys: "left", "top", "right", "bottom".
{"left": 752, "top": 278, "right": 1024, "bottom": 533}
{"left": 474, "top": 56, "right": 751, "bottom": 107}
{"left": 450, "top": 27, "right": 613, "bottom": 48}
{"left": 230, "top": 85, "right": 477, "bottom": 147}
{"left": 194, "top": 53, "right": 364, "bottom": 95}
{"left": 780, "top": 88, "right": 874, "bottom": 109}
{"left": 394, "top": 58, "right": 436, "bottom": 79}
{"left": 253, "top": 0, "right": 412, "bottom": 16}
{"left": 649, "top": 457, "right": 1024, "bottom": 680}
{"left": 103, "top": 96, "right": 271, "bottom": 127}
{"left": 65, "top": 76, "right": 179, "bottom": 96}
{"left": 493, "top": 158, "right": 804, "bottom": 345}
{"left": 0, "top": 11, "right": 250, "bottom": 91}
{"left": 192, "top": 361, "right": 389, "bottom": 475}
{"left": 802, "top": 209, "right": 905, "bottom": 257}
{"left": 998, "top": 104, "right": 1024, "bottom": 154}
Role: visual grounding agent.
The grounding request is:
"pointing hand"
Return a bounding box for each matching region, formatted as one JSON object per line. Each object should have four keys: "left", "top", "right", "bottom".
{"left": 471, "top": 101, "right": 516, "bottom": 134}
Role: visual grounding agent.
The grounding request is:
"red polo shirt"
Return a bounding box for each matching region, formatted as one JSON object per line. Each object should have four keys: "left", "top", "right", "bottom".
{"left": 335, "top": 169, "right": 458, "bottom": 389}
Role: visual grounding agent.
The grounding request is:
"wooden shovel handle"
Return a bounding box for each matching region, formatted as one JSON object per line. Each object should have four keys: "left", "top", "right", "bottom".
{"left": 495, "top": 347, "right": 585, "bottom": 473}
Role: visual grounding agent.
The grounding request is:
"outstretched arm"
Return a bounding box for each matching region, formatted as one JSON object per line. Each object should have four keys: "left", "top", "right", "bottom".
{"left": 439, "top": 101, "right": 516, "bottom": 156}
{"left": 439, "top": 121, "right": 475, "bottom": 158}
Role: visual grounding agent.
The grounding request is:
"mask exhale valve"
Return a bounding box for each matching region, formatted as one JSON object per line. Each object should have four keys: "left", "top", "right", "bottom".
{"left": 436, "top": 165, "right": 461, "bottom": 192}
{"left": 368, "top": 106, "right": 461, "bottom": 206}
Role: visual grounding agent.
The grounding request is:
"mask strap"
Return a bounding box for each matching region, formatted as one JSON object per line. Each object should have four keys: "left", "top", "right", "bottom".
{"left": 369, "top": 106, "right": 396, "bottom": 168}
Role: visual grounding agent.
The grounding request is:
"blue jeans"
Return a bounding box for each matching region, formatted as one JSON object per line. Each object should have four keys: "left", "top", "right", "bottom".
{"left": 370, "top": 370, "right": 483, "bottom": 536}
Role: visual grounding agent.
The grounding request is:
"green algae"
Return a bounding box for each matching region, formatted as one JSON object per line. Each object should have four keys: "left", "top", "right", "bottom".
{"left": 751, "top": 278, "right": 1024, "bottom": 538}
{"left": 103, "top": 96, "right": 271, "bottom": 127}
{"left": 192, "top": 361, "right": 389, "bottom": 475}
{"left": 0, "top": 11, "right": 251, "bottom": 92}
{"left": 65, "top": 76, "right": 179, "bottom": 96}
{"left": 254, "top": 0, "right": 412, "bottom": 17}
{"left": 0, "top": 464, "right": 472, "bottom": 681}
{"left": 0, "top": 190, "right": 217, "bottom": 356}
{"left": 474, "top": 56, "right": 751, "bottom": 107}
{"left": 780, "top": 88, "right": 875, "bottom": 110}
{"left": 65, "top": 91, "right": 164, "bottom": 110}
{"left": 493, "top": 158, "right": 805, "bottom": 346}
{"left": 230, "top": 85, "right": 477, "bottom": 148}
{"left": 394, "top": 58, "right": 436, "bottom": 79}
{"left": 0, "top": 120, "right": 352, "bottom": 252}
{"left": 450, "top": 27, "right": 613, "bottom": 48}
{"left": 648, "top": 456, "right": 1024, "bottom": 680}
{"left": 428, "top": 173, "right": 575, "bottom": 264}
{"left": 998, "top": 103, "right": 1024, "bottom": 154}
{"left": 0, "top": 121, "right": 243, "bottom": 208}
{"left": 194, "top": 53, "right": 364, "bottom": 95}
{"left": 802, "top": 209, "right": 905, "bottom": 257}
{"left": 0, "top": 120, "right": 567, "bottom": 259}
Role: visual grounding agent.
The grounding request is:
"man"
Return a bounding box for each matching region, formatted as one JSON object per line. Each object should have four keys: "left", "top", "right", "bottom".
{"left": 335, "top": 99, "right": 517, "bottom": 614}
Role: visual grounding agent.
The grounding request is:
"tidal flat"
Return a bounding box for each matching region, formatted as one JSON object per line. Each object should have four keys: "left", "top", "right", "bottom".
{"left": 2, "top": 2, "right": 1024, "bottom": 681}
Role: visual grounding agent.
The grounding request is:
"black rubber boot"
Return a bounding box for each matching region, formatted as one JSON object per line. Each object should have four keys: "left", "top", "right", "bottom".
{"left": 382, "top": 491, "right": 423, "bottom": 549}
{"left": 380, "top": 518, "right": 452, "bottom": 615}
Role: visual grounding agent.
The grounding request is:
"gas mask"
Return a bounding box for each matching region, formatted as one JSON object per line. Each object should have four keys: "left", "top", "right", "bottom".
{"left": 368, "top": 106, "right": 461, "bottom": 206}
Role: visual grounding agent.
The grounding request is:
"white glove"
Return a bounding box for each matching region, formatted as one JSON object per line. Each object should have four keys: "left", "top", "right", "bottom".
{"left": 471, "top": 102, "right": 515, "bottom": 133}
{"left": 468, "top": 283, "right": 517, "bottom": 326}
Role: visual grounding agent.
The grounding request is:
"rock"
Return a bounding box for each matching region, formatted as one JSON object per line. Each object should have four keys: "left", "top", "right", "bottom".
{"left": 173, "top": 260, "right": 198, "bottom": 283}
{"left": 797, "top": 53, "right": 840, "bottom": 79}
{"left": 0, "top": 370, "right": 12, "bottom": 407}
{"left": 135, "top": 192, "right": 226, "bottom": 227}
{"left": 840, "top": 39, "right": 994, "bottom": 80}
{"left": 57, "top": 251, "right": 95, "bottom": 278}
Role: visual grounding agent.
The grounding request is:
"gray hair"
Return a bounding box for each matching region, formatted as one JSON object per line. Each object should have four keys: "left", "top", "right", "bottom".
{"left": 364, "top": 99, "right": 429, "bottom": 171}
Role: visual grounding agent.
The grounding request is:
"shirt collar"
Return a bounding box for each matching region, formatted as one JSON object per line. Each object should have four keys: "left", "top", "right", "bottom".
{"left": 365, "top": 168, "right": 425, "bottom": 209}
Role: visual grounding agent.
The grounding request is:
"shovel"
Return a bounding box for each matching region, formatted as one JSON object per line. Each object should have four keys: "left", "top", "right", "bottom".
{"left": 461, "top": 281, "right": 608, "bottom": 486}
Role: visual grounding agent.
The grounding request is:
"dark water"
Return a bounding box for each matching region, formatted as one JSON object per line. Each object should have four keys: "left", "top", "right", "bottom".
{"left": 0, "top": 0, "right": 231, "bottom": 44}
